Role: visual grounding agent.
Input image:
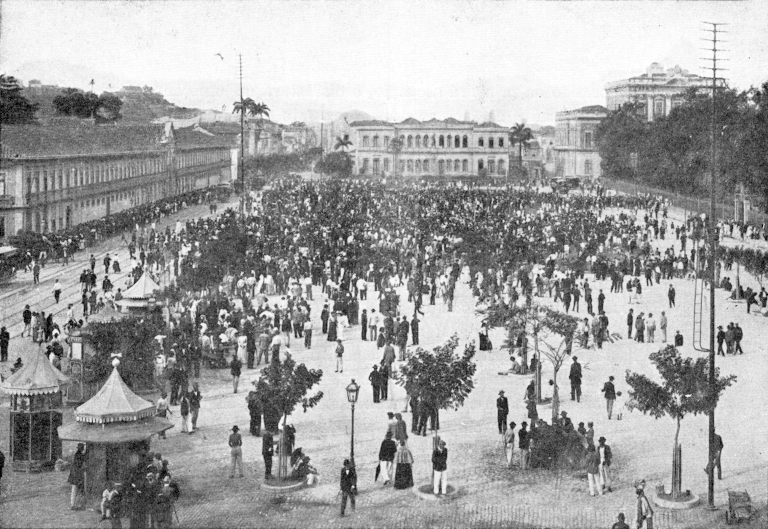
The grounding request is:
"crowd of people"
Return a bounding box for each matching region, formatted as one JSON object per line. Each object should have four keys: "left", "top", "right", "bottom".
{"left": 21, "top": 173, "right": 756, "bottom": 528}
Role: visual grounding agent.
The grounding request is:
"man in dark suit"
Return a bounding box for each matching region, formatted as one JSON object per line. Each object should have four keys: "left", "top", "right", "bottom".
{"left": 262, "top": 431, "right": 274, "bottom": 479}
{"left": 496, "top": 391, "right": 509, "bottom": 434}
{"left": 569, "top": 356, "right": 582, "bottom": 403}
{"left": 339, "top": 459, "right": 357, "bottom": 516}
{"left": 705, "top": 430, "right": 724, "bottom": 480}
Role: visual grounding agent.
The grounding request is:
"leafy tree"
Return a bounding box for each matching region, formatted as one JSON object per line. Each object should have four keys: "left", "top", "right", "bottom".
{"left": 314, "top": 151, "right": 352, "bottom": 178}
{"left": 95, "top": 92, "right": 123, "bottom": 121}
{"left": 626, "top": 345, "right": 736, "bottom": 496}
{"left": 509, "top": 122, "right": 533, "bottom": 170}
{"left": 388, "top": 136, "right": 404, "bottom": 178}
{"left": 252, "top": 352, "right": 323, "bottom": 481}
{"left": 499, "top": 303, "right": 578, "bottom": 417}
{"left": 52, "top": 89, "right": 122, "bottom": 121}
{"left": 0, "top": 75, "right": 39, "bottom": 124}
{"left": 395, "top": 334, "right": 476, "bottom": 438}
{"left": 595, "top": 101, "right": 649, "bottom": 183}
{"left": 86, "top": 317, "right": 163, "bottom": 390}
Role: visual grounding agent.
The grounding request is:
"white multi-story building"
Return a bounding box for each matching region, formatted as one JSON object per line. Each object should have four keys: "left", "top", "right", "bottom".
{"left": 605, "top": 63, "right": 722, "bottom": 121}
{"left": 350, "top": 118, "right": 510, "bottom": 179}
{"left": 553, "top": 105, "right": 607, "bottom": 181}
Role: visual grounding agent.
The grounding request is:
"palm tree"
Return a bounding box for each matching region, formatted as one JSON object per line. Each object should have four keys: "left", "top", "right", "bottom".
{"left": 334, "top": 136, "right": 352, "bottom": 152}
{"left": 232, "top": 97, "right": 256, "bottom": 116}
{"left": 509, "top": 122, "right": 534, "bottom": 171}
{"left": 250, "top": 102, "right": 270, "bottom": 120}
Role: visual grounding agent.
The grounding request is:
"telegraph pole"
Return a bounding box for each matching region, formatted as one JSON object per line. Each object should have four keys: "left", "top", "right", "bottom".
{"left": 701, "top": 21, "right": 727, "bottom": 511}
{"left": 239, "top": 54, "right": 246, "bottom": 216}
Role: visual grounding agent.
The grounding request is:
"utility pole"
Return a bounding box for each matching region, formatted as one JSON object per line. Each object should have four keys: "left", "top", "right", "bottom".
{"left": 239, "top": 54, "right": 246, "bottom": 217}
{"left": 701, "top": 21, "right": 727, "bottom": 511}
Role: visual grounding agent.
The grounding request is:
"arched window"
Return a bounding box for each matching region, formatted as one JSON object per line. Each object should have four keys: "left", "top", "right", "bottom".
{"left": 454, "top": 159, "right": 460, "bottom": 172}
{"left": 454, "top": 136, "right": 460, "bottom": 148}
{"left": 407, "top": 136, "right": 413, "bottom": 148}
{"left": 462, "top": 135, "right": 468, "bottom": 148}
{"left": 431, "top": 135, "right": 436, "bottom": 147}
{"left": 478, "top": 159, "right": 484, "bottom": 171}
{"left": 399, "top": 135, "right": 405, "bottom": 145}
{"left": 383, "top": 158, "right": 390, "bottom": 172}
{"left": 462, "top": 159, "right": 469, "bottom": 172}
{"left": 407, "top": 160, "right": 413, "bottom": 172}
{"left": 373, "top": 136, "right": 379, "bottom": 147}
{"left": 423, "top": 159, "right": 430, "bottom": 172}
{"left": 498, "top": 160, "right": 505, "bottom": 174}
{"left": 438, "top": 160, "right": 445, "bottom": 174}
{"left": 373, "top": 159, "right": 380, "bottom": 174}
{"left": 478, "top": 137, "right": 484, "bottom": 147}
{"left": 399, "top": 160, "right": 405, "bottom": 173}
{"left": 445, "top": 159, "right": 451, "bottom": 173}
{"left": 415, "top": 135, "right": 421, "bottom": 148}
{"left": 488, "top": 160, "right": 495, "bottom": 173}
{"left": 499, "top": 137, "right": 504, "bottom": 148}
{"left": 489, "top": 138, "right": 494, "bottom": 149}
{"left": 439, "top": 135, "right": 445, "bottom": 147}
{"left": 415, "top": 160, "right": 422, "bottom": 173}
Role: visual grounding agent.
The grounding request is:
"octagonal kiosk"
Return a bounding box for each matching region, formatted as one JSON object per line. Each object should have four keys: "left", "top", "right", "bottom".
{"left": 0, "top": 350, "right": 69, "bottom": 472}
{"left": 57, "top": 361, "right": 173, "bottom": 496}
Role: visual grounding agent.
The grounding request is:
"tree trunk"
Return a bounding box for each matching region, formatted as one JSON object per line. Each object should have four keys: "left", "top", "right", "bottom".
{"left": 672, "top": 418, "right": 682, "bottom": 497}
{"left": 551, "top": 369, "right": 560, "bottom": 422}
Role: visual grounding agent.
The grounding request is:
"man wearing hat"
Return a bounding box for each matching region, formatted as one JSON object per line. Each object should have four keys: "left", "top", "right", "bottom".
{"left": 716, "top": 325, "right": 725, "bottom": 356}
{"left": 229, "top": 425, "right": 244, "bottom": 478}
{"left": 368, "top": 365, "right": 381, "bottom": 403}
{"left": 496, "top": 390, "right": 509, "bottom": 435}
{"left": 504, "top": 422, "right": 517, "bottom": 468}
{"left": 432, "top": 439, "right": 448, "bottom": 495}
{"left": 378, "top": 431, "right": 397, "bottom": 485}
{"left": 598, "top": 436, "right": 613, "bottom": 493}
{"left": 602, "top": 376, "right": 616, "bottom": 420}
{"left": 334, "top": 338, "right": 344, "bottom": 373}
{"left": 339, "top": 459, "right": 357, "bottom": 516}
{"left": 569, "top": 356, "right": 582, "bottom": 403}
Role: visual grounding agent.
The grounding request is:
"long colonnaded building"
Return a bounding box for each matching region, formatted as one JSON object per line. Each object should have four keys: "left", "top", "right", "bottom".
{"left": 0, "top": 120, "right": 236, "bottom": 239}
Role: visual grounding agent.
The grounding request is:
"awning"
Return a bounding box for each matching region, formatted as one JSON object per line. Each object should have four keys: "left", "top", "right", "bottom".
{"left": 58, "top": 416, "right": 173, "bottom": 444}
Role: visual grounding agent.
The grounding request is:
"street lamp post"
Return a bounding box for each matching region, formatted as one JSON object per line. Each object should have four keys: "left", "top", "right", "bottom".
{"left": 346, "top": 379, "right": 360, "bottom": 466}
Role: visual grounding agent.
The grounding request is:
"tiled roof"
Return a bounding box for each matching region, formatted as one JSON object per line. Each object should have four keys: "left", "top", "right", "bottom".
{"left": 476, "top": 121, "right": 505, "bottom": 128}
{"left": 575, "top": 105, "right": 609, "bottom": 114}
{"left": 0, "top": 123, "right": 167, "bottom": 159}
{"left": 348, "top": 120, "right": 390, "bottom": 127}
{"left": 174, "top": 125, "right": 236, "bottom": 148}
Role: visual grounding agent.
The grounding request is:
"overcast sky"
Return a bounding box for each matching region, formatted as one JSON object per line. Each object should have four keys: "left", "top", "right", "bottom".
{"left": 2, "top": 0, "right": 767, "bottom": 125}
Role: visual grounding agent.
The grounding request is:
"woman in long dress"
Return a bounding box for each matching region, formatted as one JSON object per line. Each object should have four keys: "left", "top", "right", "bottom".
{"left": 327, "top": 314, "right": 337, "bottom": 342}
{"left": 393, "top": 440, "right": 414, "bottom": 489}
{"left": 479, "top": 321, "right": 492, "bottom": 351}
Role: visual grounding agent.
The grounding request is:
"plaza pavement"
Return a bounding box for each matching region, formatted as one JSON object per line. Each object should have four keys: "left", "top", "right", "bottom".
{"left": 1, "top": 196, "right": 767, "bottom": 528}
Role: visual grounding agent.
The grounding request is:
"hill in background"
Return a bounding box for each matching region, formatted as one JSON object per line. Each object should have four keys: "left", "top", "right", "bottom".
{"left": 22, "top": 82, "right": 202, "bottom": 122}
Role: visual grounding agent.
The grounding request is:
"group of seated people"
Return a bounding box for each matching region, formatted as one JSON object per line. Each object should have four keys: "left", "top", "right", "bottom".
{"left": 289, "top": 447, "right": 319, "bottom": 485}
{"left": 498, "top": 354, "right": 537, "bottom": 376}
